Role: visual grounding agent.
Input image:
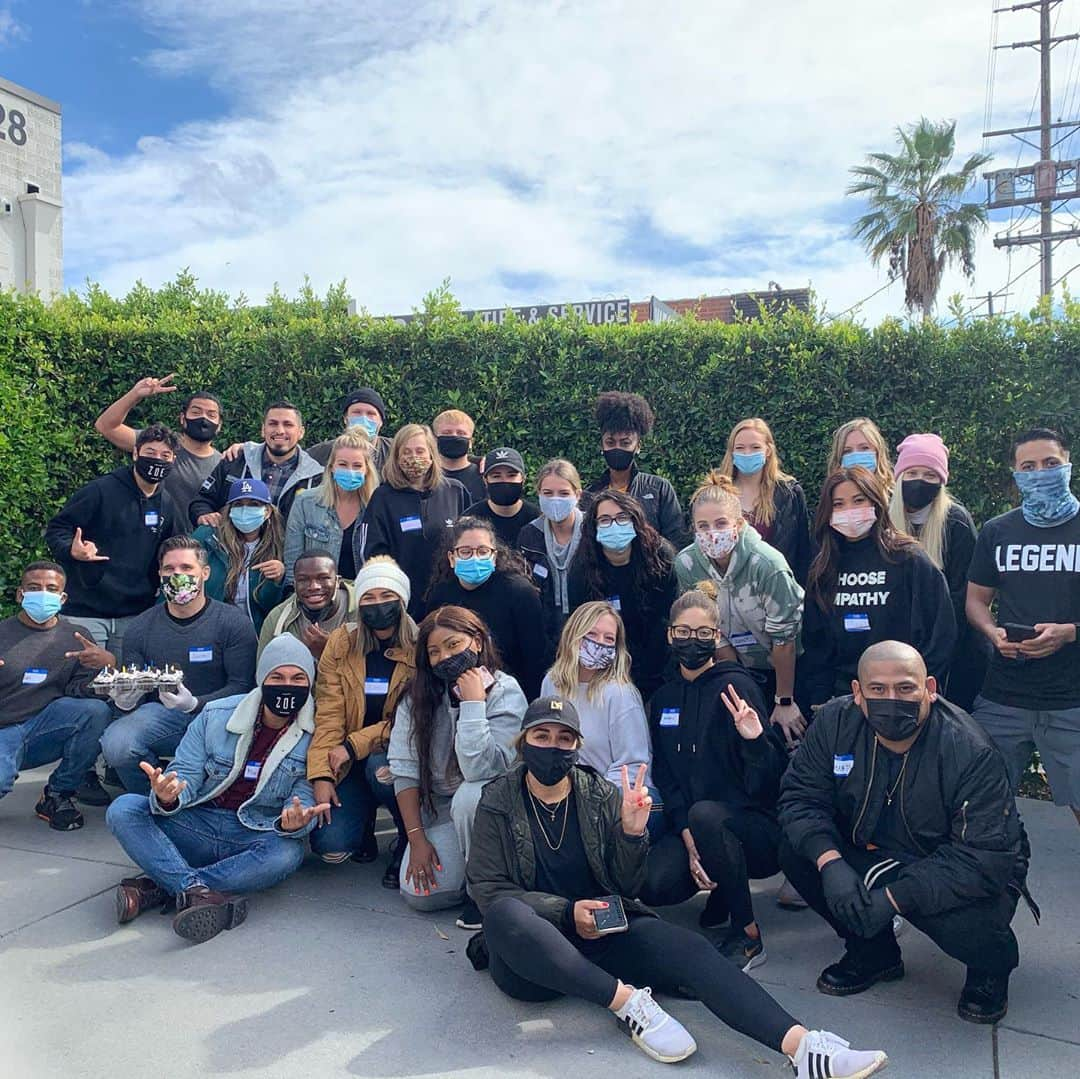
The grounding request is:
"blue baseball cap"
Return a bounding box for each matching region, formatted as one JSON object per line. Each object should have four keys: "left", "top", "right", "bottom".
{"left": 226, "top": 478, "right": 272, "bottom": 505}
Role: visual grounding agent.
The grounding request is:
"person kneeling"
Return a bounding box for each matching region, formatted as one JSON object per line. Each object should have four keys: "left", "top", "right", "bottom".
{"left": 466, "top": 696, "right": 888, "bottom": 1078}
{"left": 105, "top": 636, "right": 326, "bottom": 944}
{"left": 778, "top": 640, "right": 1032, "bottom": 1024}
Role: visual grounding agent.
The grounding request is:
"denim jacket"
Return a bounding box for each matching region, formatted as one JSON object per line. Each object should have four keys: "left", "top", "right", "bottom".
{"left": 149, "top": 690, "right": 317, "bottom": 837}
{"left": 283, "top": 488, "right": 364, "bottom": 584}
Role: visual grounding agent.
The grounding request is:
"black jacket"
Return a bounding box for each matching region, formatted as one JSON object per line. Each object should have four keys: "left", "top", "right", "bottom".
{"left": 778, "top": 695, "right": 1027, "bottom": 917}
{"left": 769, "top": 480, "right": 814, "bottom": 586}
{"left": 517, "top": 517, "right": 569, "bottom": 651}
{"left": 44, "top": 466, "right": 179, "bottom": 617}
{"left": 467, "top": 763, "right": 653, "bottom": 925}
{"left": 584, "top": 465, "right": 686, "bottom": 547}
{"left": 648, "top": 662, "right": 783, "bottom": 833}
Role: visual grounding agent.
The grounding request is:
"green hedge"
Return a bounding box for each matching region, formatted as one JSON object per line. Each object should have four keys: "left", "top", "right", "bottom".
{"left": 1, "top": 273, "right": 1078, "bottom": 599}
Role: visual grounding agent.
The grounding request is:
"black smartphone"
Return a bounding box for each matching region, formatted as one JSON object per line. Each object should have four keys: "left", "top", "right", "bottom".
{"left": 591, "top": 895, "right": 629, "bottom": 935}
{"left": 1002, "top": 622, "right": 1038, "bottom": 643}
{"left": 450, "top": 665, "right": 496, "bottom": 701}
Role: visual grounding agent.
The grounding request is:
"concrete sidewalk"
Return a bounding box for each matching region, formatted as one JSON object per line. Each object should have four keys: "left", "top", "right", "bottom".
{"left": 1, "top": 769, "right": 1077, "bottom": 1079}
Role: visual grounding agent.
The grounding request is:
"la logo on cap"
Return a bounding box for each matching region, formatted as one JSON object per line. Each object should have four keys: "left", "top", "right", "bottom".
{"left": 550, "top": 699, "right": 563, "bottom": 711}
{"left": 242, "top": 480, "right": 254, "bottom": 493}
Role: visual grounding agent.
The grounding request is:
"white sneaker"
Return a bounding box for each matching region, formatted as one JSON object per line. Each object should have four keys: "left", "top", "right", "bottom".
{"left": 791, "top": 1030, "right": 888, "bottom": 1079}
{"left": 615, "top": 986, "right": 697, "bottom": 1063}
{"left": 777, "top": 876, "right": 809, "bottom": 909}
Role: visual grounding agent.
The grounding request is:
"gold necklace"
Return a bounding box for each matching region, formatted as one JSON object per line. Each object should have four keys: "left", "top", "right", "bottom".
{"left": 885, "top": 753, "right": 909, "bottom": 807}
{"left": 528, "top": 787, "right": 569, "bottom": 851}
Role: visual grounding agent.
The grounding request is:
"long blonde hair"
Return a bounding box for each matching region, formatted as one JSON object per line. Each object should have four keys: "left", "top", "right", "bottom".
{"left": 317, "top": 429, "right": 379, "bottom": 510}
{"left": 827, "top": 418, "right": 894, "bottom": 495}
{"left": 381, "top": 424, "right": 442, "bottom": 491}
{"left": 352, "top": 555, "right": 419, "bottom": 655}
{"left": 217, "top": 503, "right": 284, "bottom": 602}
{"left": 718, "top": 417, "right": 794, "bottom": 527}
{"left": 549, "top": 600, "right": 633, "bottom": 704}
{"left": 888, "top": 474, "right": 954, "bottom": 570}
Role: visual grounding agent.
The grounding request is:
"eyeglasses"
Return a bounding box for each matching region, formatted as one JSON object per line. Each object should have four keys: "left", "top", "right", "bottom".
{"left": 454, "top": 545, "right": 495, "bottom": 559}
{"left": 670, "top": 625, "right": 719, "bottom": 641}
{"left": 596, "top": 513, "right": 633, "bottom": 527}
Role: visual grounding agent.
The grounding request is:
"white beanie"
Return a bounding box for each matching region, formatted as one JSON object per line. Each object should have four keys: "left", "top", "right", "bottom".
{"left": 353, "top": 556, "right": 411, "bottom": 605}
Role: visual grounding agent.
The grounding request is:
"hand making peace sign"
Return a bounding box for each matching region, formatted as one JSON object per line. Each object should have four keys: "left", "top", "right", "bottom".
{"left": 721, "top": 685, "right": 764, "bottom": 741}
{"left": 620, "top": 763, "right": 652, "bottom": 837}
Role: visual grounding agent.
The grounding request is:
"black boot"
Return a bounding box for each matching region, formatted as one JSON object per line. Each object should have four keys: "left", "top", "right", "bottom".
{"left": 817, "top": 942, "right": 904, "bottom": 997}
{"left": 958, "top": 969, "right": 1009, "bottom": 1024}
{"left": 382, "top": 835, "right": 405, "bottom": 890}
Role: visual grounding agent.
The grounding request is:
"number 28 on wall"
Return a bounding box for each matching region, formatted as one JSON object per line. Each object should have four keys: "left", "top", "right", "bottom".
{"left": 0, "top": 105, "right": 28, "bottom": 146}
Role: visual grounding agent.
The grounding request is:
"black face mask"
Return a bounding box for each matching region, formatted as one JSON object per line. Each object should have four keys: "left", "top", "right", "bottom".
{"left": 432, "top": 646, "right": 479, "bottom": 684}
{"left": 671, "top": 637, "right": 715, "bottom": 671}
{"left": 261, "top": 684, "right": 310, "bottom": 717}
{"left": 603, "top": 447, "right": 635, "bottom": 472}
{"left": 437, "top": 435, "right": 470, "bottom": 460}
{"left": 522, "top": 742, "right": 578, "bottom": 786}
{"left": 901, "top": 478, "right": 942, "bottom": 511}
{"left": 359, "top": 599, "right": 401, "bottom": 631}
{"left": 182, "top": 417, "right": 219, "bottom": 443}
{"left": 864, "top": 697, "right": 923, "bottom": 741}
{"left": 135, "top": 456, "right": 173, "bottom": 484}
{"left": 486, "top": 481, "right": 523, "bottom": 507}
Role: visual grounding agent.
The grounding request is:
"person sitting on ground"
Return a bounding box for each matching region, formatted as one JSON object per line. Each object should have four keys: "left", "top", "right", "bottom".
{"left": 465, "top": 447, "right": 541, "bottom": 548}
{"left": 106, "top": 635, "right": 324, "bottom": 945}
{"left": 466, "top": 696, "right": 888, "bottom": 1079}
{"left": 777, "top": 640, "right": 1032, "bottom": 1025}
{"left": 432, "top": 408, "right": 486, "bottom": 503}
{"left": 258, "top": 551, "right": 358, "bottom": 663}
{"left": 308, "top": 386, "right": 392, "bottom": 472}
{"left": 44, "top": 423, "right": 181, "bottom": 662}
{"left": 309, "top": 557, "right": 416, "bottom": 884}
{"left": 0, "top": 561, "right": 114, "bottom": 830}
{"left": 100, "top": 536, "right": 257, "bottom": 794}
{"left": 388, "top": 605, "right": 527, "bottom": 930}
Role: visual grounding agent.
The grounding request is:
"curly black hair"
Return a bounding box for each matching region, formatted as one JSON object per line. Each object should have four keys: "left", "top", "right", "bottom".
{"left": 425, "top": 515, "right": 536, "bottom": 600}
{"left": 594, "top": 391, "right": 656, "bottom": 438}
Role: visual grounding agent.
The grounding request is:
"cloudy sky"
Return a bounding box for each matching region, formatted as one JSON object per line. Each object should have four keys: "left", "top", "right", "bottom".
{"left": 5, "top": 0, "right": 1080, "bottom": 323}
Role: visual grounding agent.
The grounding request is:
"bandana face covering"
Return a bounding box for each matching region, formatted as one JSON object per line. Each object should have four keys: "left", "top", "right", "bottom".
{"left": 1013, "top": 464, "right": 1079, "bottom": 527}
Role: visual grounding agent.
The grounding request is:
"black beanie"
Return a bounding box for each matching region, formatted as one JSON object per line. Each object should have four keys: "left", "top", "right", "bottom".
{"left": 341, "top": 387, "right": 387, "bottom": 422}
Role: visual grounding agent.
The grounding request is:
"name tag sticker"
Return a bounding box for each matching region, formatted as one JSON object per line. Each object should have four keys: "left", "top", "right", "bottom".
{"left": 729, "top": 631, "right": 756, "bottom": 651}
{"left": 843, "top": 613, "right": 871, "bottom": 633}
{"left": 399, "top": 515, "right": 422, "bottom": 533}
{"left": 364, "top": 677, "right": 390, "bottom": 696}
{"left": 189, "top": 646, "right": 213, "bottom": 663}
{"left": 144, "top": 510, "right": 160, "bottom": 528}
{"left": 22, "top": 668, "right": 47, "bottom": 685}
{"left": 607, "top": 595, "right": 622, "bottom": 612}
{"left": 243, "top": 761, "right": 262, "bottom": 781}
{"left": 660, "top": 708, "right": 680, "bottom": 728}
{"left": 834, "top": 754, "right": 854, "bottom": 777}
{"left": 532, "top": 563, "right": 549, "bottom": 579}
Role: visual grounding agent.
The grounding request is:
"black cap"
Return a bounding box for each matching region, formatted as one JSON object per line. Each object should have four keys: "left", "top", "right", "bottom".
{"left": 483, "top": 447, "right": 525, "bottom": 474}
{"left": 341, "top": 387, "right": 387, "bottom": 422}
{"left": 521, "top": 696, "right": 581, "bottom": 735}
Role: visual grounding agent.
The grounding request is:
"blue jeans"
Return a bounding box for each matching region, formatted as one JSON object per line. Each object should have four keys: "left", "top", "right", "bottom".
{"left": 0, "top": 697, "right": 113, "bottom": 797}
{"left": 309, "top": 751, "right": 404, "bottom": 857}
{"left": 106, "top": 794, "right": 305, "bottom": 895}
{"left": 100, "top": 701, "right": 197, "bottom": 794}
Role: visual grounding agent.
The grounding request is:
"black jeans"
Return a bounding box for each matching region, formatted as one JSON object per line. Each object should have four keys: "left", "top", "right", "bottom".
{"left": 640, "top": 802, "right": 781, "bottom": 927}
{"left": 778, "top": 838, "right": 1020, "bottom": 975}
{"left": 483, "top": 896, "right": 796, "bottom": 1053}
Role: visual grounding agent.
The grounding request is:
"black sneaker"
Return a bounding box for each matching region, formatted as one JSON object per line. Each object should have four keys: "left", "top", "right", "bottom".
{"left": 698, "top": 889, "right": 730, "bottom": 929}
{"left": 957, "top": 969, "right": 1009, "bottom": 1024}
{"left": 455, "top": 897, "right": 483, "bottom": 930}
{"left": 382, "top": 836, "right": 405, "bottom": 890}
{"left": 352, "top": 826, "right": 379, "bottom": 864}
{"left": 76, "top": 770, "right": 113, "bottom": 807}
{"left": 35, "top": 786, "right": 84, "bottom": 831}
{"left": 816, "top": 946, "right": 904, "bottom": 996}
{"left": 716, "top": 925, "right": 766, "bottom": 972}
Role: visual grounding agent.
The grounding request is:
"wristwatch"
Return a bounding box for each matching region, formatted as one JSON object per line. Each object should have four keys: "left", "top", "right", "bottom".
{"left": 774, "top": 695, "right": 793, "bottom": 707}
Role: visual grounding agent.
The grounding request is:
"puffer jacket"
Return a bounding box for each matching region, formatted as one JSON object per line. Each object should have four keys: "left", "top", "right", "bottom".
{"left": 778, "top": 694, "right": 1027, "bottom": 917}
{"left": 467, "top": 762, "right": 653, "bottom": 924}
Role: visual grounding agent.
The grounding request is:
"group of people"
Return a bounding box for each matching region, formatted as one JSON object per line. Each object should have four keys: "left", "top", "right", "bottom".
{"left": 2, "top": 373, "right": 1077, "bottom": 1078}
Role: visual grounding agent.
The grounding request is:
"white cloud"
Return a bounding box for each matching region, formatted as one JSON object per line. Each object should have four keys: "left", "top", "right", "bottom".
{"left": 62, "top": 0, "right": 1080, "bottom": 322}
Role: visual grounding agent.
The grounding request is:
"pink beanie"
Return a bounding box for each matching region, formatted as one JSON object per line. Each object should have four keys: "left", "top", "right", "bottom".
{"left": 895, "top": 433, "right": 949, "bottom": 484}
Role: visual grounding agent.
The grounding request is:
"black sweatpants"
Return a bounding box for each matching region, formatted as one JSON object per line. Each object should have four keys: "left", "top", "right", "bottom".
{"left": 640, "top": 801, "right": 781, "bottom": 927}
{"left": 483, "top": 896, "right": 796, "bottom": 1052}
{"left": 778, "top": 838, "right": 1020, "bottom": 976}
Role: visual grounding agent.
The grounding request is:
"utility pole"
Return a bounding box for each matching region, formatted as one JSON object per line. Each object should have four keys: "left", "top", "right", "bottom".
{"left": 983, "top": 0, "right": 1080, "bottom": 301}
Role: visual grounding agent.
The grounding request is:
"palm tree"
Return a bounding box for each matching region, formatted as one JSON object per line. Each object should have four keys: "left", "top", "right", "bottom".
{"left": 847, "top": 118, "right": 991, "bottom": 318}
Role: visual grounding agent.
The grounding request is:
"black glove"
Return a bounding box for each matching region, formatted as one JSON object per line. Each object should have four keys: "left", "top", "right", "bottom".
{"left": 852, "top": 888, "right": 896, "bottom": 939}
{"left": 820, "top": 858, "right": 870, "bottom": 932}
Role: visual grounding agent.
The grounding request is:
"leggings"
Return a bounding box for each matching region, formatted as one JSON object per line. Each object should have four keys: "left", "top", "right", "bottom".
{"left": 641, "top": 802, "right": 781, "bottom": 927}
{"left": 483, "top": 896, "right": 796, "bottom": 1053}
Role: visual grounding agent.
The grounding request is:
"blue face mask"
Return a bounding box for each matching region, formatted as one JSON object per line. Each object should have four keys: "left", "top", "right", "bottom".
{"left": 454, "top": 555, "right": 496, "bottom": 586}
{"left": 732, "top": 450, "right": 766, "bottom": 475}
{"left": 229, "top": 505, "right": 267, "bottom": 534}
{"left": 21, "top": 589, "right": 63, "bottom": 624}
{"left": 842, "top": 450, "right": 878, "bottom": 472}
{"left": 596, "top": 521, "right": 636, "bottom": 551}
{"left": 539, "top": 494, "right": 577, "bottom": 523}
{"left": 1013, "top": 464, "right": 1079, "bottom": 527}
{"left": 347, "top": 415, "right": 380, "bottom": 439}
{"left": 333, "top": 468, "right": 366, "bottom": 491}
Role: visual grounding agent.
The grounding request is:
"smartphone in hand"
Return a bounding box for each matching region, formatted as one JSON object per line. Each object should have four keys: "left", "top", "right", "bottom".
{"left": 1002, "top": 622, "right": 1038, "bottom": 643}
{"left": 591, "top": 895, "right": 629, "bottom": 935}
{"left": 450, "top": 665, "right": 496, "bottom": 701}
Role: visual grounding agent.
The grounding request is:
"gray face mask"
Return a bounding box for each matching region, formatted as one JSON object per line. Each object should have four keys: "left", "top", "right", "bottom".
{"left": 579, "top": 638, "right": 616, "bottom": 670}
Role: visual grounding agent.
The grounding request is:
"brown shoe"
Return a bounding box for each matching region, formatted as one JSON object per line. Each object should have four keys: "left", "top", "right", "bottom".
{"left": 115, "top": 876, "right": 169, "bottom": 924}
{"left": 171, "top": 885, "right": 248, "bottom": 944}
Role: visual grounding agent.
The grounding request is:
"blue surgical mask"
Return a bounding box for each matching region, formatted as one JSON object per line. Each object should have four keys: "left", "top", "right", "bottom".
{"left": 596, "top": 521, "right": 636, "bottom": 551}
{"left": 21, "top": 589, "right": 63, "bottom": 624}
{"left": 539, "top": 494, "right": 577, "bottom": 523}
{"left": 732, "top": 450, "right": 766, "bottom": 475}
{"left": 1013, "top": 464, "right": 1079, "bottom": 527}
{"left": 454, "top": 555, "right": 496, "bottom": 586}
{"left": 842, "top": 450, "right": 878, "bottom": 472}
{"left": 229, "top": 505, "right": 267, "bottom": 534}
{"left": 333, "top": 467, "right": 366, "bottom": 491}
{"left": 348, "top": 416, "right": 380, "bottom": 438}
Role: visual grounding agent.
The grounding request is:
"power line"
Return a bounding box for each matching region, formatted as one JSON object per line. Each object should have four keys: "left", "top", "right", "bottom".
{"left": 824, "top": 278, "right": 898, "bottom": 322}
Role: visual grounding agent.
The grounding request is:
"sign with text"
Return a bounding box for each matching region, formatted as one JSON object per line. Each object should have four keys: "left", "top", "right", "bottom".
{"left": 393, "top": 298, "right": 631, "bottom": 326}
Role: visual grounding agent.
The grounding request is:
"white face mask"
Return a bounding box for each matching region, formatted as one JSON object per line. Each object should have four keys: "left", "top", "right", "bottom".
{"left": 831, "top": 506, "right": 877, "bottom": 539}
{"left": 695, "top": 527, "right": 738, "bottom": 560}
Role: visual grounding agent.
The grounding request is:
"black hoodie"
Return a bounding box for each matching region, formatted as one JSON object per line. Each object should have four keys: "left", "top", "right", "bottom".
{"left": 648, "top": 661, "right": 785, "bottom": 834}
{"left": 44, "top": 466, "right": 179, "bottom": 617}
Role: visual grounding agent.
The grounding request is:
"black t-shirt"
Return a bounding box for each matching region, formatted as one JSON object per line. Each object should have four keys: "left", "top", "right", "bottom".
{"left": 869, "top": 747, "right": 911, "bottom": 858}
{"left": 362, "top": 644, "right": 395, "bottom": 729}
{"left": 968, "top": 507, "right": 1080, "bottom": 708}
{"left": 464, "top": 499, "right": 542, "bottom": 548}
{"left": 526, "top": 779, "right": 601, "bottom": 902}
{"left": 444, "top": 464, "right": 486, "bottom": 504}
{"left": 339, "top": 520, "right": 357, "bottom": 580}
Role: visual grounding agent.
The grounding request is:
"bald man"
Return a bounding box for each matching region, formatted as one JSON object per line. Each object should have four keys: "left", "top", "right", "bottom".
{"left": 777, "top": 641, "right": 1033, "bottom": 1025}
